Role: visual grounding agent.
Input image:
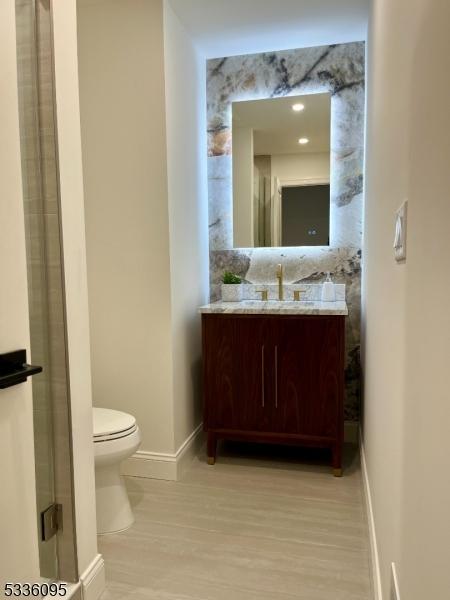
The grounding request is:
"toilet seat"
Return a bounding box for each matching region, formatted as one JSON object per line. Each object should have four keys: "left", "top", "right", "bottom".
{"left": 93, "top": 407, "right": 137, "bottom": 443}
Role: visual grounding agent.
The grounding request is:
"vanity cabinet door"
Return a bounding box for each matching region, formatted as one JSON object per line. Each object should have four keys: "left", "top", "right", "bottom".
{"left": 273, "top": 316, "right": 344, "bottom": 439}
{"left": 233, "top": 316, "right": 273, "bottom": 432}
{"left": 202, "top": 315, "right": 270, "bottom": 432}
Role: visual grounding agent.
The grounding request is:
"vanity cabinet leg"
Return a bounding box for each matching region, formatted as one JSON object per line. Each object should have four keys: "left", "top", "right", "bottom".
{"left": 332, "top": 443, "right": 343, "bottom": 477}
{"left": 207, "top": 432, "right": 217, "bottom": 465}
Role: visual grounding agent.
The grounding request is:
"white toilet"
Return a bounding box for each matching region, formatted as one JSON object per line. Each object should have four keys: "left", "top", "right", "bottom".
{"left": 93, "top": 407, "right": 141, "bottom": 534}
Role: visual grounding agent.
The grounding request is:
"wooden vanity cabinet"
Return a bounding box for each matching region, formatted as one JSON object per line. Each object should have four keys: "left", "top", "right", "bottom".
{"left": 202, "top": 313, "right": 345, "bottom": 475}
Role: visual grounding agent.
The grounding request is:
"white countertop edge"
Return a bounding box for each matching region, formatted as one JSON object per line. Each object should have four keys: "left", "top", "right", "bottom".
{"left": 199, "top": 301, "right": 348, "bottom": 316}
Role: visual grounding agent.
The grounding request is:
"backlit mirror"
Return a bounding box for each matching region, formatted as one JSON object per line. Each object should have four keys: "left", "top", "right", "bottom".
{"left": 232, "top": 93, "right": 331, "bottom": 247}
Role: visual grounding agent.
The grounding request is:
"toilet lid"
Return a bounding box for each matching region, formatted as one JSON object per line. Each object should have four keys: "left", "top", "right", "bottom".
{"left": 93, "top": 407, "right": 137, "bottom": 442}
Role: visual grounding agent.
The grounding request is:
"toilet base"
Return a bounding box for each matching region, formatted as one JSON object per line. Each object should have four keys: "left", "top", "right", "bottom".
{"left": 95, "top": 463, "right": 134, "bottom": 535}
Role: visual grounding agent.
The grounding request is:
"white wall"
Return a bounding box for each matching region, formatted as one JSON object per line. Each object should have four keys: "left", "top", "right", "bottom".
{"left": 362, "top": 0, "right": 408, "bottom": 591}
{"left": 0, "top": 1, "right": 41, "bottom": 587}
{"left": 78, "top": 0, "right": 175, "bottom": 455}
{"left": 362, "top": 0, "right": 450, "bottom": 598}
{"left": 78, "top": 0, "right": 208, "bottom": 469}
{"left": 163, "top": 0, "right": 209, "bottom": 450}
{"left": 233, "top": 127, "right": 254, "bottom": 247}
{"left": 271, "top": 152, "right": 330, "bottom": 184}
{"left": 51, "top": 0, "right": 100, "bottom": 581}
{"left": 169, "top": 0, "right": 369, "bottom": 58}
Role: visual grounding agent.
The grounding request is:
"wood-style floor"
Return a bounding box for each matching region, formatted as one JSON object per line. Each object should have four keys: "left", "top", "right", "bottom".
{"left": 99, "top": 442, "right": 373, "bottom": 600}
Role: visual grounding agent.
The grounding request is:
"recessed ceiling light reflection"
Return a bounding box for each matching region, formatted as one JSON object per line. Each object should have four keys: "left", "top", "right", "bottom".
{"left": 292, "top": 103, "right": 305, "bottom": 112}
{"left": 298, "top": 137, "right": 309, "bottom": 145}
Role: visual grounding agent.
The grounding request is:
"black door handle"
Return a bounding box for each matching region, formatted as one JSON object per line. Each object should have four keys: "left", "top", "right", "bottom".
{"left": 0, "top": 349, "right": 43, "bottom": 390}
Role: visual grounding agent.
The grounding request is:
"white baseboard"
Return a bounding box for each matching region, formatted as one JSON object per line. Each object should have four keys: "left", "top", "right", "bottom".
{"left": 64, "top": 582, "right": 81, "bottom": 600}
{"left": 124, "top": 422, "right": 355, "bottom": 481}
{"left": 176, "top": 424, "right": 205, "bottom": 479}
{"left": 122, "top": 449, "right": 178, "bottom": 480}
{"left": 360, "top": 432, "right": 383, "bottom": 600}
{"left": 122, "top": 424, "right": 204, "bottom": 481}
{"left": 391, "top": 563, "right": 401, "bottom": 600}
{"left": 79, "top": 554, "right": 105, "bottom": 600}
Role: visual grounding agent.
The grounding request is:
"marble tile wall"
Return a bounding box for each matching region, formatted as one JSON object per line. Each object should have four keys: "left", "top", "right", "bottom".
{"left": 207, "top": 42, "right": 365, "bottom": 421}
{"left": 215, "top": 283, "right": 346, "bottom": 302}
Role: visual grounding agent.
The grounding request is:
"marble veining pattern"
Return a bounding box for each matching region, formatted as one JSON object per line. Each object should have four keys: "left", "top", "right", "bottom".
{"left": 217, "top": 283, "right": 346, "bottom": 302}
{"left": 199, "top": 300, "right": 348, "bottom": 316}
{"left": 207, "top": 42, "right": 365, "bottom": 421}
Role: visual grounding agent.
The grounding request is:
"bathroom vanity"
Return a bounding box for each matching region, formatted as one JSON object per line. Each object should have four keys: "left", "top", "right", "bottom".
{"left": 200, "top": 300, "right": 347, "bottom": 476}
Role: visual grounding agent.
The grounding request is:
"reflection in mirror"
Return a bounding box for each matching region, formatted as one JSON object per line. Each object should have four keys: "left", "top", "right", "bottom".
{"left": 232, "top": 93, "right": 331, "bottom": 248}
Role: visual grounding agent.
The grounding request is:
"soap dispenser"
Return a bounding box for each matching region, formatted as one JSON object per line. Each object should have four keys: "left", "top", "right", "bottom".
{"left": 321, "top": 272, "right": 336, "bottom": 302}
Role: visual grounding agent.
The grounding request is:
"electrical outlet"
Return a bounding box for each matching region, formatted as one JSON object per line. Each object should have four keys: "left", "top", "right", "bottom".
{"left": 391, "top": 562, "right": 401, "bottom": 600}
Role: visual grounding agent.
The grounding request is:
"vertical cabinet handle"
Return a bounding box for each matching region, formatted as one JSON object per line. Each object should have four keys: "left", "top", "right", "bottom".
{"left": 261, "top": 345, "right": 265, "bottom": 407}
{"left": 274, "top": 345, "right": 278, "bottom": 408}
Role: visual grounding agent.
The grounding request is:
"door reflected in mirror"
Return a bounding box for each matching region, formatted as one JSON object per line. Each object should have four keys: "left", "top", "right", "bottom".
{"left": 232, "top": 93, "right": 331, "bottom": 248}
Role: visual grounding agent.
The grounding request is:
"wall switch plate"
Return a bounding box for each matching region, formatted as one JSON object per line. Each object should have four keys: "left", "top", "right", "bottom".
{"left": 390, "top": 562, "right": 401, "bottom": 600}
{"left": 394, "top": 201, "right": 408, "bottom": 262}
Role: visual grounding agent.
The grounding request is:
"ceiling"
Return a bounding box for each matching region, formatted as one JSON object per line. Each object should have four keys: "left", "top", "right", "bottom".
{"left": 233, "top": 93, "right": 330, "bottom": 155}
{"left": 169, "top": 0, "right": 369, "bottom": 58}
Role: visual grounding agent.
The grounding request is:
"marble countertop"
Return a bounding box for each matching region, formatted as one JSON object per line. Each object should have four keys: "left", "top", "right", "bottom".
{"left": 199, "top": 300, "right": 348, "bottom": 316}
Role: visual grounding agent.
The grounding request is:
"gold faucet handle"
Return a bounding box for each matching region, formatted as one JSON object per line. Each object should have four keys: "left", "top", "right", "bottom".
{"left": 294, "top": 289, "right": 306, "bottom": 301}
{"left": 276, "top": 263, "right": 283, "bottom": 278}
{"left": 256, "top": 289, "right": 268, "bottom": 301}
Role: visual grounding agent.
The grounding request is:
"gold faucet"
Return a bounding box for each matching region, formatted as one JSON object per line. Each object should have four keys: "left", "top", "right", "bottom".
{"left": 276, "top": 263, "right": 284, "bottom": 301}
{"left": 256, "top": 289, "right": 269, "bottom": 301}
